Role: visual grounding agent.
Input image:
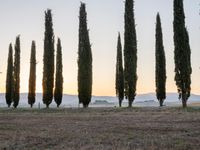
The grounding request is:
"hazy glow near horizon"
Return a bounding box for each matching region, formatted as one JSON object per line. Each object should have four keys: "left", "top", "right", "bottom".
{"left": 0, "top": 0, "right": 199, "bottom": 96}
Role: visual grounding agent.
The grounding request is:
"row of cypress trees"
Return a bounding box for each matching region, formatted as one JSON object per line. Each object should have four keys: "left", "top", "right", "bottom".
{"left": 5, "top": 10, "right": 64, "bottom": 108}
{"left": 115, "top": 0, "right": 191, "bottom": 108}
{"left": 5, "top": 36, "right": 21, "bottom": 108}
{"left": 5, "top": 0, "right": 192, "bottom": 108}
{"left": 5, "top": 3, "right": 91, "bottom": 108}
{"left": 43, "top": 9, "right": 64, "bottom": 108}
{"left": 116, "top": 0, "right": 138, "bottom": 108}
{"left": 42, "top": 4, "right": 93, "bottom": 108}
{"left": 5, "top": 36, "right": 63, "bottom": 108}
{"left": 115, "top": 0, "right": 138, "bottom": 108}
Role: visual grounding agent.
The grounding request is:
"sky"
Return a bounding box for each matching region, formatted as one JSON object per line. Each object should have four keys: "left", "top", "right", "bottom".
{"left": 0, "top": 0, "right": 199, "bottom": 96}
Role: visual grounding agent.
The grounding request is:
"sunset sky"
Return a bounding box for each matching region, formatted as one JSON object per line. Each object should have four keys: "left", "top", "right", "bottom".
{"left": 0, "top": 0, "right": 199, "bottom": 96}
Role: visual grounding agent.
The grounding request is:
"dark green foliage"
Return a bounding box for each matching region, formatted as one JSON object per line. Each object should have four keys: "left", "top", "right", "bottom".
{"left": 173, "top": 0, "right": 192, "bottom": 108}
{"left": 78, "top": 3, "right": 93, "bottom": 108}
{"left": 28, "top": 41, "right": 36, "bottom": 108}
{"left": 13, "top": 36, "right": 20, "bottom": 108}
{"left": 155, "top": 13, "right": 166, "bottom": 107}
{"left": 42, "top": 9, "right": 55, "bottom": 108}
{"left": 54, "top": 38, "right": 63, "bottom": 107}
{"left": 124, "top": 0, "right": 137, "bottom": 107}
{"left": 5, "top": 44, "right": 13, "bottom": 107}
{"left": 115, "top": 33, "right": 124, "bottom": 107}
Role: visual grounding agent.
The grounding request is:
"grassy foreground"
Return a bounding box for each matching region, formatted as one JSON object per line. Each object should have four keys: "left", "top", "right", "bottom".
{"left": 0, "top": 107, "right": 200, "bottom": 150}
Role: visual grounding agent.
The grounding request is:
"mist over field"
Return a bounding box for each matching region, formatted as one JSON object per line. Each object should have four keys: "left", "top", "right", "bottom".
{"left": 0, "top": 93, "right": 200, "bottom": 108}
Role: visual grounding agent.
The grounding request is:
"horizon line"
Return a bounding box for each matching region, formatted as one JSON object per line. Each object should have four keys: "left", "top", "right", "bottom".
{"left": 0, "top": 92, "right": 200, "bottom": 97}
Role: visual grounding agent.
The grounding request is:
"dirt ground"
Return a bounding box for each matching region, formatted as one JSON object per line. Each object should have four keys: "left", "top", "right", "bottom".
{"left": 0, "top": 107, "right": 199, "bottom": 150}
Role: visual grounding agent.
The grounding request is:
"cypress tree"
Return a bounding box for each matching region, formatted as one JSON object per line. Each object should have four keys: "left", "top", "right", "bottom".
{"left": 54, "top": 38, "right": 63, "bottom": 107}
{"left": 13, "top": 36, "right": 20, "bottom": 108}
{"left": 124, "top": 0, "right": 137, "bottom": 107}
{"left": 5, "top": 44, "right": 13, "bottom": 107}
{"left": 28, "top": 41, "right": 36, "bottom": 108}
{"left": 42, "top": 9, "right": 55, "bottom": 108}
{"left": 155, "top": 13, "right": 166, "bottom": 107}
{"left": 115, "top": 33, "right": 124, "bottom": 107}
{"left": 173, "top": 0, "right": 192, "bottom": 108}
{"left": 78, "top": 3, "right": 93, "bottom": 108}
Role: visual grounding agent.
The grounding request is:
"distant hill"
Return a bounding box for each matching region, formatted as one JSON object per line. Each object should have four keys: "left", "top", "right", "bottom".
{"left": 0, "top": 93, "right": 199, "bottom": 108}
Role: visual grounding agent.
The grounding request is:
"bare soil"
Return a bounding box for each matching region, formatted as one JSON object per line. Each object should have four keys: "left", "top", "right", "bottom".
{"left": 0, "top": 107, "right": 200, "bottom": 150}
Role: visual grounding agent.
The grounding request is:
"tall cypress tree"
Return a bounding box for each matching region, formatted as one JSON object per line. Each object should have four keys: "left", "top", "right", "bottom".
{"left": 5, "top": 44, "right": 13, "bottom": 107}
{"left": 13, "top": 36, "right": 20, "bottom": 108}
{"left": 78, "top": 3, "right": 93, "bottom": 108}
{"left": 42, "top": 9, "right": 55, "bottom": 108}
{"left": 124, "top": 0, "right": 137, "bottom": 107}
{"left": 155, "top": 13, "right": 166, "bottom": 107}
{"left": 173, "top": 0, "right": 192, "bottom": 108}
{"left": 54, "top": 38, "right": 63, "bottom": 107}
{"left": 115, "top": 33, "right": 124, "bottom": 107}
{"left": 28, "top": 41, "right": 36, "bottom": 108}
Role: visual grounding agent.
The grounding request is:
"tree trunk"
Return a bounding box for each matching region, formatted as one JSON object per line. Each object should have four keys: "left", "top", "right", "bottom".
{"left": 182, "top": 100, "right": 187, "bottom": 108}
{"left": 83, "top": 104, "right": 88, "bottom": 108}
{"left": 159, "top": 99, "right": 163, "bottom": 107}
{"left": 128, "top": 100, "right": 132, "bottom": 108}
{"left": 182, "top": 93, "right": 187, "bottom": 108}
{"left": 119, "top": 101, "right": 122, "bottom": 107}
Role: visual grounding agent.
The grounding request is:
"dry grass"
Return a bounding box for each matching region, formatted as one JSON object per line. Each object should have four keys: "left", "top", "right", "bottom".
{"left": 0, "top": 107, "right": 200, "bottom": 150}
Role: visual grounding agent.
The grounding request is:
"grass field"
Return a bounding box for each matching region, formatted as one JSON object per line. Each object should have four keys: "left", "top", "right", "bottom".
{"left": 0, "top": 107, "right": 200, "bottom": 150}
